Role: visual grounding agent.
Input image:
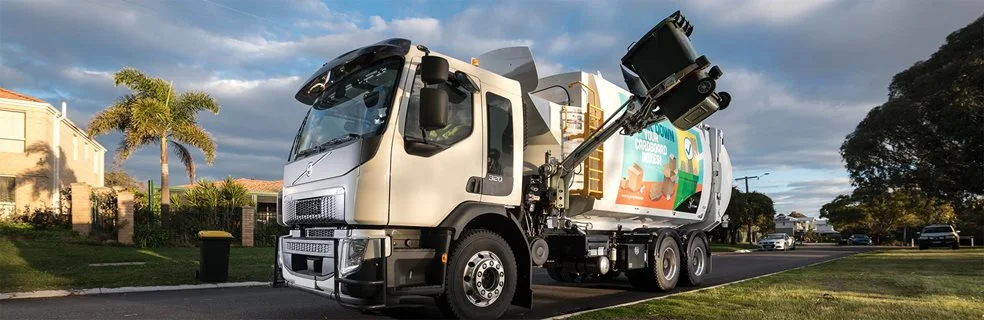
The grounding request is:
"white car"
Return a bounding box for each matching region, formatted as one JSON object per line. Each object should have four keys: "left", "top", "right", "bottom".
{"left": 918, "top": 224, "right": 960, "bottom": 250}
{"left": 759, "top": 233, "right": 796, "bottom": 251}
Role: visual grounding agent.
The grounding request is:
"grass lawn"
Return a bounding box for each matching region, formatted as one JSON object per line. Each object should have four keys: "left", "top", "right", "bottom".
{"left": 0, "top": 237, "right": 275, "bottom": 292}
{"left": 709, "top": 243, "right": 758, "bottom": 252}
{"left": 573, "top": 249, "right": 984, "bottom": 320}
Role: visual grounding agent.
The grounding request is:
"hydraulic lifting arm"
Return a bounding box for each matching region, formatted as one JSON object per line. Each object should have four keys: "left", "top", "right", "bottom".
{"left": 540, "top": 58, "right": 718, "bottom": 210}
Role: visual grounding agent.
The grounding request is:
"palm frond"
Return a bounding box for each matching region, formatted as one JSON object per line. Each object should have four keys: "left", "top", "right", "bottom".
{"left": 171, "top": 141, "right": 197, "bottom": 183}
{"left": 173, "top": 91, "right": 220, "bottom": 123}
{"left": 113, "top": 133, "right": 158, "bottom": 167}
{"left": 129, "top": 97, "right": 171, "bottom": 136}
{"left": 171, "top": 123, "right": 216, "bottom": 164}
{"left": 87, "top": 94, "right": 136, "bottom": 137}
{"left": 113, "top": 67, "right": 173, "bottom": 102}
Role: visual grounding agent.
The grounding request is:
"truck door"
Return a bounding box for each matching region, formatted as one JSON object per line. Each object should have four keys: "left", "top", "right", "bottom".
{"left": 480, "top": 90, "right": 521, "bottom": 205}
{"left": 389, "top": 59, "right": 485, "bottom": 226}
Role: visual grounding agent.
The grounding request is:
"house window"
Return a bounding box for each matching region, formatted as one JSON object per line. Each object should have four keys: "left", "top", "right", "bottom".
{"left": 73, "top": 135, "right": 78, "bottom": 160}
{"left": 0, "top": 110, "right": 25, "bottom": 153}
{"left": 84, "top": 141, "right": 89, "bottom": 160}
{"left": 93, "top": 150, "right": 99, "bottom": 172}
{"left": 0, "top": 176, "right": 14, "bottom": 204}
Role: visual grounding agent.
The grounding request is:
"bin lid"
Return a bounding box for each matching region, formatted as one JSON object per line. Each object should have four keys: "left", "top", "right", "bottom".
{"left": 198, "top": 230, "right": 234, "bottom": 239}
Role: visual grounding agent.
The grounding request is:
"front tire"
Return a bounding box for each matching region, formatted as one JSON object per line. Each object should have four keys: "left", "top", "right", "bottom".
{"left": 679, "top": 234, "right": 708, "bottom": 286}
{"left": 436, "top": 230, "right": 517, "bottom": 320}
{"left": 627, "top": 234, "right": 680, "bottom": 292}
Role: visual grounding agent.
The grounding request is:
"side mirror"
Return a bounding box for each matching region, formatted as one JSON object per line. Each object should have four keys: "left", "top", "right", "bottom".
{"left": 419, "top": 87, "right": 449, "bottom": 131}
{"left": 420, "top": 56, "right": 449, "bottom": 85}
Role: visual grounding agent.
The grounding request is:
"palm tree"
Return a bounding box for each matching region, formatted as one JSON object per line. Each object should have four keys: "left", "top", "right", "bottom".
{"left": 87, "top": 67, "right": 220, "bottom": 220}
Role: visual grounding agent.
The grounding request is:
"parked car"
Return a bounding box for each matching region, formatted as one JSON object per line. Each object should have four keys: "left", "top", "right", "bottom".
{"left": 848, "top": 234, "right": 872, "bottom": 245}
{"left": 758, "top": 233, "right": 796, "bottom": 251}
{"left": 918, "top": 224, "right": 960, "bottom": 250}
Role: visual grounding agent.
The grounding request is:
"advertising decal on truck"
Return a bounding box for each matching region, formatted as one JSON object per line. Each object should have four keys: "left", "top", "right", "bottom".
{"left": 615, "top": 116, "right": 705, "bottom": 213}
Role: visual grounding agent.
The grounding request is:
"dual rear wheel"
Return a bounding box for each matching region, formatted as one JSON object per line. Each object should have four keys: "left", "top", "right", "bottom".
{"left": 626, "top": 232, "right": 709, "bottom": 291}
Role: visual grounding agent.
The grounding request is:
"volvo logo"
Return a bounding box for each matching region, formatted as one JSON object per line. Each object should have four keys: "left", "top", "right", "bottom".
{"left": 292, "top": 151, "right": 332, "bottom": 185}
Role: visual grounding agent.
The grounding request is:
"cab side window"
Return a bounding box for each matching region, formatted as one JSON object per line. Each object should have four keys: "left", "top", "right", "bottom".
{"left": 483, "top": 92, "right": 514, "bottom": 196}
{"left": 404, "top": 70, "right": 474, "bottom": 146}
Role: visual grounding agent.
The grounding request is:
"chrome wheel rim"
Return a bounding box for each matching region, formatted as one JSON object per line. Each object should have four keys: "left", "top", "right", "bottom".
{"left": 692, "top": 246, "right": 705, "bottom": 276}
{"left": 462, "top": 250, "right": 505, "bottom": 307}
{"left": 661, "top": 247, "right": 677, "bottom": 280}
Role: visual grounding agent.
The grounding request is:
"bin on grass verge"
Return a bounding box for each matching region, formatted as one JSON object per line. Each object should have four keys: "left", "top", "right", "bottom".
{"left": 198, "top": 230, "right": 234, "bottom": 283}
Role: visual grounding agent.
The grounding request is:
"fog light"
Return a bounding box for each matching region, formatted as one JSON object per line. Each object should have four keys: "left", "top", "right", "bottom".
{"left": 339, "top": 239, "right": 369, "bottom": 276}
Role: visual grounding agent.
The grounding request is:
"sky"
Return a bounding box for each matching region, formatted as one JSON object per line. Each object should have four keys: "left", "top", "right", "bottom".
{"left": 2, "top": 0, "right": 982, "bottom": 217}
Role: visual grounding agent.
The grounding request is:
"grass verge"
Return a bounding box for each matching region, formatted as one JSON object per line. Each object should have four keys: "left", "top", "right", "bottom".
{"left": 0, "top": 237, "right": 275, "bottom": 293}
{"left": 572, "top": 249, "right": 984, "bottom": 320}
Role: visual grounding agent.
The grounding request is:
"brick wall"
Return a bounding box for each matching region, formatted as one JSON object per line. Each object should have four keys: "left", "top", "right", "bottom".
{"left": 241, "top": 206, "right": 254, "bottom": 247}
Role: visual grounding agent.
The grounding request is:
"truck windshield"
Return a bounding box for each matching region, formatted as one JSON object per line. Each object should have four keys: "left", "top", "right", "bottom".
{"left": 292, "top": 59, "right": 403, "bottom": 160}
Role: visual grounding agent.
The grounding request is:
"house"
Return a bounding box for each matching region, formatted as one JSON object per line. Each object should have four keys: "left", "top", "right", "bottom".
{"left": 774, "top": 213, "right": 838, "bottom": 236}
{"left": 170, "top": 178, "right": 281, "bottom": 218}
{"left": 774, "top": 213, "right": 810, "bottom": 235}
{"left": 0, "top": 88, "right": 106, "bottom": 217}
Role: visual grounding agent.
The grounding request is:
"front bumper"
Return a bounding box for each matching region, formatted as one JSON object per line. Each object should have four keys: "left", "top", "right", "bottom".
{"left": 758, "top": 243, "right": 784, "bottom": 250}
{"left": 277, "top": 235, "right": 388, "bottom": 310}
{"left": 919, "top": 238, "right": 957, "bottom": 247}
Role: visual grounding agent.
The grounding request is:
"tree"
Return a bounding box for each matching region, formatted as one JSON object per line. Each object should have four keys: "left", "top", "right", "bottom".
{"left": 105, "top": 170, "right": 142, "bottom": 193}
{"left": 744, "top": 192, "right": 777, "bottom": 242}
{"left": 173, "top": 177, "right": 253, "bottom": 210}
{"left": 838, "top": 15, "right": 983, "bottom": 240}
{"left": 723, "top": 187, "right": 747, "bottom": 244}
{"left": 821, "top": 189, "right": 957, "bottom": 242}
{"left": 87, "top": 67, "right": 220, "bottom": 220}
{"left": 840, "top": 15, "right": 982, "bottom": 206}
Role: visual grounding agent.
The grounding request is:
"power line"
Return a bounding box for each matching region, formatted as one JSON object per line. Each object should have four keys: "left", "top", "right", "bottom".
{"left": 200, "top": 0, "right": 272, "bottom": 23}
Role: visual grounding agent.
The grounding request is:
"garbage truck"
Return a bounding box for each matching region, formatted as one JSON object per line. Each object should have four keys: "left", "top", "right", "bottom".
{"left": 273, "top": 11, "right": 734, "bottom": 319}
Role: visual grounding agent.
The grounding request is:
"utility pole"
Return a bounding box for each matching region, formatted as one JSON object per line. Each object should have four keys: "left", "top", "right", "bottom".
{"left": 735, "top": 172, "right": 769, "bottom": 244}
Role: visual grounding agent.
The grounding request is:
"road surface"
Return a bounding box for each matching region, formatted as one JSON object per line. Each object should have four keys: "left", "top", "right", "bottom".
{"left": 0, "top": 246, "right": 875, "bottom": 319}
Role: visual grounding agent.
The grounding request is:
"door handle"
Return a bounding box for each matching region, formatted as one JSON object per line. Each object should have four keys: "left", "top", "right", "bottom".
{"left": 466, "top": 176, "right": 482, "bottom": 194}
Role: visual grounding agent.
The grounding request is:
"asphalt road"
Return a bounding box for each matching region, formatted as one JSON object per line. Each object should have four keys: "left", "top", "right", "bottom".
{"left": 0, "top": 246, "right": 875, "bottom": 319}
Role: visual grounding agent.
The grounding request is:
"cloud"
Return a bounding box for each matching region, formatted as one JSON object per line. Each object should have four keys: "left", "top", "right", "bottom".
{"left": 687, "top": 0, "right": 838, "bottom": 26}
{"left": 770, "top": 177, "right": 853, "bottom": 216}
{"left": 705, "top": 68, "right": 876, "bottom": 171}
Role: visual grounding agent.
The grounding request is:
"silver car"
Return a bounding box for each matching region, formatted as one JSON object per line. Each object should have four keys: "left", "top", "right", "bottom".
{"left": 758, "top": 233, "right": 796, "bottom": 251}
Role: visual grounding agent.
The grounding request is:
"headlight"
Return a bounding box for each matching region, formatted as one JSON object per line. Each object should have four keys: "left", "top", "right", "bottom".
{"left": 339, "top": 239, "right": 369, "bottom": 276}
{"left": 945, "top": 235, "right": 955, "bottom": 239}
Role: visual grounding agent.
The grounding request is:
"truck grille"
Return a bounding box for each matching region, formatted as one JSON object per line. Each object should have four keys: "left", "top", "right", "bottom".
{"left": 283, "top": 194, "right": 344, "bottom": 225}
{"left": 306, "top": 228, "right": 336, "bottom": 238}
{"left": 282, "top": 239, "right": 335, "bottom": 256}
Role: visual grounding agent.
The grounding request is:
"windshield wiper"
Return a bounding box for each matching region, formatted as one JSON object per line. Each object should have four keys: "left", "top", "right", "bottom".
{"left": 296, "top": 134, "right": 360, "bottom": 159}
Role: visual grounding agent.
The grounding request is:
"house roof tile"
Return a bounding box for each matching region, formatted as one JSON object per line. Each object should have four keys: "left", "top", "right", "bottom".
{"left": 0, "top": 87, "right": 47, "bottom": 103}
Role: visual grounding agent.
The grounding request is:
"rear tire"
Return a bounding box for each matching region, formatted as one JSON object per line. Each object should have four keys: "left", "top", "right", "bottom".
{"left": 679, "top": 234, "right": 708, "bottom": 286}
{"left": 627, "top": 234, "right": 680, "bottom": 292}
{"left": 436, "top": 230, "right": 517, "bottom": 320}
